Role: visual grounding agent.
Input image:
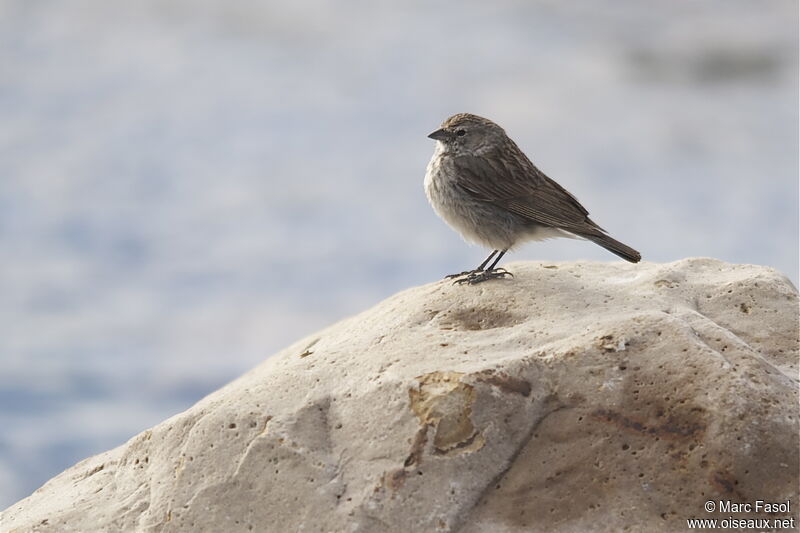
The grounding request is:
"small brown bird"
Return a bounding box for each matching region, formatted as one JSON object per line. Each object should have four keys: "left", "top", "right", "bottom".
{"left": 425, "top": 113, "right": 640, "bottom": 284}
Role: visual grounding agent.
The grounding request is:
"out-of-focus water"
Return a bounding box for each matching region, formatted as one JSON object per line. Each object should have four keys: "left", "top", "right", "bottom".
{"left": 0, "top": 0, "right": 796, "bottom": 508}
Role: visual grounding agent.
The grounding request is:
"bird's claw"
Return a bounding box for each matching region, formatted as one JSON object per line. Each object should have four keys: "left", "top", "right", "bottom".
{"left": 452, "top": 268, "right": 513, "bottom": 285}
{"left": 445, "top": 270, "right": 477, "bottom": 279}
{"left": 446, "top": 267, "right": 509, "bottom": 279}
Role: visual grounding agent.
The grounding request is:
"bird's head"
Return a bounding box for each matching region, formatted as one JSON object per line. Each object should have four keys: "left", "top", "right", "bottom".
{"left": 427, "top": 113, "right": 507, "bottom": 155}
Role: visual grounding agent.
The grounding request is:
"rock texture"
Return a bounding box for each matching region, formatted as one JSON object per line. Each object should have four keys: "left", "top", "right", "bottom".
{"left": 2, "top": 258, "right": 798, "bottom": 533}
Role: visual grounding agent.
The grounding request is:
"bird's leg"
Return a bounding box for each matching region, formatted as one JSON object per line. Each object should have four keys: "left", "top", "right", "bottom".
{"left": 486, "top": 249, "right": 507, "bottom": 271}
{"left": 476, "top": 250, "right": 499, "bottom": 271}
{"left": 454, "top": 249, "right": 513, "bottom": 285}
{"left": 445, "top": 250, "right": 498, "bottom": 279}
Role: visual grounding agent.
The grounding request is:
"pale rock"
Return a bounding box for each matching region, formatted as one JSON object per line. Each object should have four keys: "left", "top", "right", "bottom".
{"left": 2, "top": 258, "right": 798, "bottom": 532}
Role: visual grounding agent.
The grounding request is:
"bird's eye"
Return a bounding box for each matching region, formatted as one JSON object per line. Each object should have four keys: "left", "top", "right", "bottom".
{"left": 456, "top": 129, "right": 466, "bottom": 137}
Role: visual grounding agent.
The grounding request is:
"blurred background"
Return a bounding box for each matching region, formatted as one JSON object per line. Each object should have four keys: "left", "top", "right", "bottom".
{"left": 0, "top": 0, "right": 796, "bottom": 508}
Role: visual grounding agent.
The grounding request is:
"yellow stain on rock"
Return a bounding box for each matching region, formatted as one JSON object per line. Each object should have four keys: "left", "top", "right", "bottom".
{"left": 409, "top": 371, "right": 485, "bottom": 456}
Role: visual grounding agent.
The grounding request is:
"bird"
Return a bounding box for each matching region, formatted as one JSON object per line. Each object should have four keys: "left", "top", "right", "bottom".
{"left": 425, "top": 113, "right": 640, "bottom": 284}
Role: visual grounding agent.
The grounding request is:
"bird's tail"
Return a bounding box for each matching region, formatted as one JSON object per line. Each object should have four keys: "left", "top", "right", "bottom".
{"left": 582, "top": 233, "right": 641, "bottom": 263}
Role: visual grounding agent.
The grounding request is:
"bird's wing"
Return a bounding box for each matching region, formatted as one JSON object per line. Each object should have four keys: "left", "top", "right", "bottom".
{"left": 451, "top": 150, "right": 606, "bottom": 235}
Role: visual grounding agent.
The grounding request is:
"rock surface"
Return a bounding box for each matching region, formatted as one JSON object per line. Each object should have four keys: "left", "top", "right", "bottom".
{"left": 2, "top": 258, "right": 798, "bottom": 533}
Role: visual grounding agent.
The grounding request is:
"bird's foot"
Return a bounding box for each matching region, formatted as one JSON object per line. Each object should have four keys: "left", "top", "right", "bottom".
{"left": 445, "top": 269, "right": 482, "bottom": 279}
{"left": 453, "top": 268, "right": 513, "bottom": 285}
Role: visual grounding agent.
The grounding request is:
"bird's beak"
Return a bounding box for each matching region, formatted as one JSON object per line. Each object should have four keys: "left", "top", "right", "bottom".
{"left": 427, "top": 128, "right": 450, "bottom": 141}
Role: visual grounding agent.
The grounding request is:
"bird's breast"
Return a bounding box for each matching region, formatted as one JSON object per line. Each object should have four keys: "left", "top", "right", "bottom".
{"left": 424, "top": 152, "right": 518, "bottom": 249}
{"left": 424, "top": 153, "right": 461, "bottom": 211}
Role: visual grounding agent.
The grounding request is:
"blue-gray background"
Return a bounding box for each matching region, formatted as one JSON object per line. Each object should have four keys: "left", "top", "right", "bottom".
{"left": 0, "top": 0, "right": 797, "bottom": 508}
